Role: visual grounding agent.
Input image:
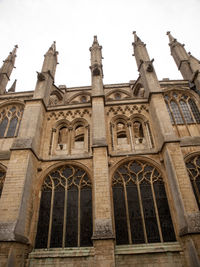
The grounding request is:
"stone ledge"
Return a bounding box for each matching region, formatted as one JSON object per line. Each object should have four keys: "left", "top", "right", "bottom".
{"left": 180, "top": 212, "right": 200, "bottom": 236}
{"left": 180, "top": 136, "right": 200, "bottom": 147}
{"left": 29, "top": 247, "right": 95, "bottom": 258}
{"left": 115, "top": 242, "right": 182, "bottom": 255}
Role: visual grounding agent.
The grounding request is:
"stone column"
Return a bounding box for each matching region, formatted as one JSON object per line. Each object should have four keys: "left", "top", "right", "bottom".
{"left": 90, "top": 36, "right": 115, "bottom": 267}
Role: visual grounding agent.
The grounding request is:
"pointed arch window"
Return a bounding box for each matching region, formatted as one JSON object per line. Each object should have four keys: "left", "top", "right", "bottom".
{"left": 0, "top": 104, "right": 23, "bottom": 138}
{"left": 186, "top": 155, "right": 200, "bottom": 209}
{"left": 116, "top": 122, "right": 128, "bottom": 145}
{"left": 112, "top": 160, "right": 176, "bottom": 245}
{"left": 164, "top": 93, "right": 200, "bottom": 125}
{"left": 0, "top": 169, "right": 6, "bottom": 197}
{"left": 51, "top": 120, "right": 90, "bottom": 155}
{"left": 35, "top": 165, "right": 93, "bottom": 249}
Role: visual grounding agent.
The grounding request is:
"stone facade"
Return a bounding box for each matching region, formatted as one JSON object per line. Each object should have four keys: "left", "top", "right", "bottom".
{"left": 0, "top": 32, "right": 200, "bottom": 267}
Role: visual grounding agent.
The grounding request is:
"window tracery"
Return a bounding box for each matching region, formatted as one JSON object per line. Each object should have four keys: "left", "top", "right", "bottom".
{"left": 112, "top": 160, "right": 176, "bottom": 245}
{"left": 164, "top": 92, "right": 200, "bottom": 125}
{"left": 35, "top": 164, "right": 93, "bottom": 249}
{"left": 0, "top": 104, "right": 23, "bottom": 138}
{"left": 185, "top": 155, "right": 200, "bottom": 209}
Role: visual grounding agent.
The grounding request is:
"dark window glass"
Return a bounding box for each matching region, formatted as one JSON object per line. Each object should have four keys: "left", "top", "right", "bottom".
{"left": 7, "top": 117, "right": 18, "bottom": 137}
{"left": 154, "top": 181, "right": 176, "bottom": 242}
{"left": 50, "top": 187, "right": 65, "bottom": 248}
{"left": 35, "top": 165, "right": 92, "bottom": 249}
{"left": 0, "top": 117, "right": 8, "bottom": 137}
{"left": 65, "top": 185, "right": 78, "bottom": 247}
{"left": 189, "top": 99, "right": 200, "bottom": 123}
{"left": 35, "top": 190, "right": 51, "bottom": 248}
{"left": 179, "top": 100, "right": 194, "bottom": 124}
{"left": 80, "top": 183, "right": 93, "bottom": 246}
{"left": 112, "top": 160, "right": 176, "bottom": 245}
{"left": 186, "top": 155, "right": 200, "bottom": 209}
{"left": 170, "top": 101, "right": 184, "bottom": 124}
{"left": 113, "top": 184, "right": 129, "bottom": 244}
{"left": 127, "top": 182, "right": 145, "bottom": 244}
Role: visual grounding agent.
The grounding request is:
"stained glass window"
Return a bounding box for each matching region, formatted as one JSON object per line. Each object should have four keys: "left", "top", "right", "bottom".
{"left": 35, "top": 165, "right": 93, "bottom": 249}
{"left": 186, "top": 155, "right": 200, "bottom": 209}
{"left": 112, "top": 160, "right": 176, "bottom": 245}
{"left": 0, "top": 105, "right": 23, "bottom": 138}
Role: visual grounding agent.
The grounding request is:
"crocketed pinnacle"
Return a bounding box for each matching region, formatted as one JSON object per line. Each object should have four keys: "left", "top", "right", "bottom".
{"left": 4, "top": 45, "right": 18, "bottom": 63}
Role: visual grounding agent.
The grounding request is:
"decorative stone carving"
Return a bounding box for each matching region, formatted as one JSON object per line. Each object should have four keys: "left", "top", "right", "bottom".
{"left": 37, "top": 72, "right": 45, "bottom": 81}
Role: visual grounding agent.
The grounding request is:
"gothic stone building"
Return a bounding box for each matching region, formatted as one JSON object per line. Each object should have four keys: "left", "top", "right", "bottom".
{"left": 0, "top": 32, "right": 200, "bottom": 267}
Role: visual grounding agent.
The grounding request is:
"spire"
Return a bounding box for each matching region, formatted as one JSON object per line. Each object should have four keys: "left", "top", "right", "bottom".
{"left": 167, "top": 31, "right": 193, "bottom": 80}
{"left": 42, "top": 41, "right": 58, "bottom": 77}
{"left": 34, "top": 41, "right": 59, "bottom": 105}
{"left": 8, "top": 79, "right": 17, "bottom": 93}
{"left": 132, "top": 31, "right": 150, "bottom": 67}
{"left": 0, "top": 45, "right": 18, "bottom": 94}
{"left": 89, "top": 35, "right": 104, "bottom": 96}
{"left": 132, "top": 32, "right": 160, "bottom": 93}
{"left": 90, "top": 35, "right": 103, "bottom": 67}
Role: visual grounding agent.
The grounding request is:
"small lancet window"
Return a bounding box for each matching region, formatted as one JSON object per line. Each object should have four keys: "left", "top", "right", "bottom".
{"left": 188, "top": 99, "right": 200, "bottom": 123}
{"left": 117, "top": 122, "right": 127, "bottom": 145}
{"left": 58, "top": 126, "right": 68, "bottom": 150}
{"left": 133, "top": 121, "right": 144, "bottom": 144}
{"left": 74, "top": 125, "right": 84, "bottom": 148}
{"left": 179, "top": 100, "right": 194, "bottom": 124}
{"left": 170, "top": 101, "right": 184, "bottom": 124}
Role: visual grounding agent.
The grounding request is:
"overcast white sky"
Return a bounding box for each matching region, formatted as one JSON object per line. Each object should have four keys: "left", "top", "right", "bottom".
{"left": 0, "top": 0, "right": 200, "bottom": 92}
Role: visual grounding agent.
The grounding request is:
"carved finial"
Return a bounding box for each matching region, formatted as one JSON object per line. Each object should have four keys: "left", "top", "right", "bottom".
{"left": 93, "top": 35, "right": 99, "bottom": 46}
{"left": 167, "top": 31, "right": 177, "bottom": 43}
{"left": 132, "top": 31, "right": 142, "bottom": 43}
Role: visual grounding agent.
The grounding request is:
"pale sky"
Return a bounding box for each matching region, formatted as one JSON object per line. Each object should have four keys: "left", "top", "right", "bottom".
{"left": 0, "top": 0, "right": 200, "bottom": 92}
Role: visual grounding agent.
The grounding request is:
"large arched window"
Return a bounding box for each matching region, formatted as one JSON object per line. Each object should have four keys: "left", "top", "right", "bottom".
{"left": 0, "top": 104, "right": 24, "bottom": 138}
{"left": 35, "top": 165, "right": 93, "bottom": 249}
{"left": 185, "top": 155, "right": 200, "bottom": 209}
{"left": 112, "top": 160, "right": 176, "bottom": 245}
{"left": 0, "top": 169, "right": 6, "bottom": 197}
